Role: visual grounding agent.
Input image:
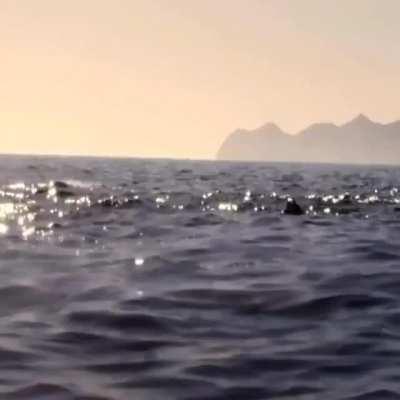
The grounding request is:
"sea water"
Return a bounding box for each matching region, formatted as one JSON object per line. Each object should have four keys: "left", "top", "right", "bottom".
{"left": 1, "top": 155, "right": 400, "bottom": 400}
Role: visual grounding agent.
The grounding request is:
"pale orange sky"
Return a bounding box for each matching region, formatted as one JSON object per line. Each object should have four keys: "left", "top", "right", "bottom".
{"left": 1, "top": 0, "right": 399, "bottom": 159}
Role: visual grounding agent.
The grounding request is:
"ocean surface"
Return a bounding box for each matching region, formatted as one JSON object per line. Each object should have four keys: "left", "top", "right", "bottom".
{"left": 2, "top": 155, "right": 400, "bottom": 400}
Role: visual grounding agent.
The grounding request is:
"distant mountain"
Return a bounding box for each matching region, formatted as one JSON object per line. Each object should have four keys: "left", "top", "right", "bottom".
{"left": 217, "top": 115, "right": 400, "bottom": 164}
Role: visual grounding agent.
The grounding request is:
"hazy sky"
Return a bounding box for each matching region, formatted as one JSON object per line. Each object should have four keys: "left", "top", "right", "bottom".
{"left": 1, "top": 0, "right": 400, "bottom": 158}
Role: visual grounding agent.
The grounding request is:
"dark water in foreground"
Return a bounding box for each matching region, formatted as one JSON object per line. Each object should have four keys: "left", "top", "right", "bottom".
{"left": 2, "top": 155, "right": 400, "bottom": 400}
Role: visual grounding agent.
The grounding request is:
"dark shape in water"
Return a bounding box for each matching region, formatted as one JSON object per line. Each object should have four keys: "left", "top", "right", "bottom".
{"left": 53, "top": 181, "right": 70, "bottom": 189}
{"left": 284, "top": 198, "right": 304, "bottom": 215}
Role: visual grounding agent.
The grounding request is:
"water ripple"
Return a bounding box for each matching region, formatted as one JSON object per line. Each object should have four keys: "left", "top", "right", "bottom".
{"left": 0, "top": 156, "right": 400, "bottom": 399}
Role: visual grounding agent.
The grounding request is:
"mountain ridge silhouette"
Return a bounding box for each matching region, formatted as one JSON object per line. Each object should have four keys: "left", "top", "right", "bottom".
{"left": 217, "top": 115, "right": 400, "bottom": 164}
